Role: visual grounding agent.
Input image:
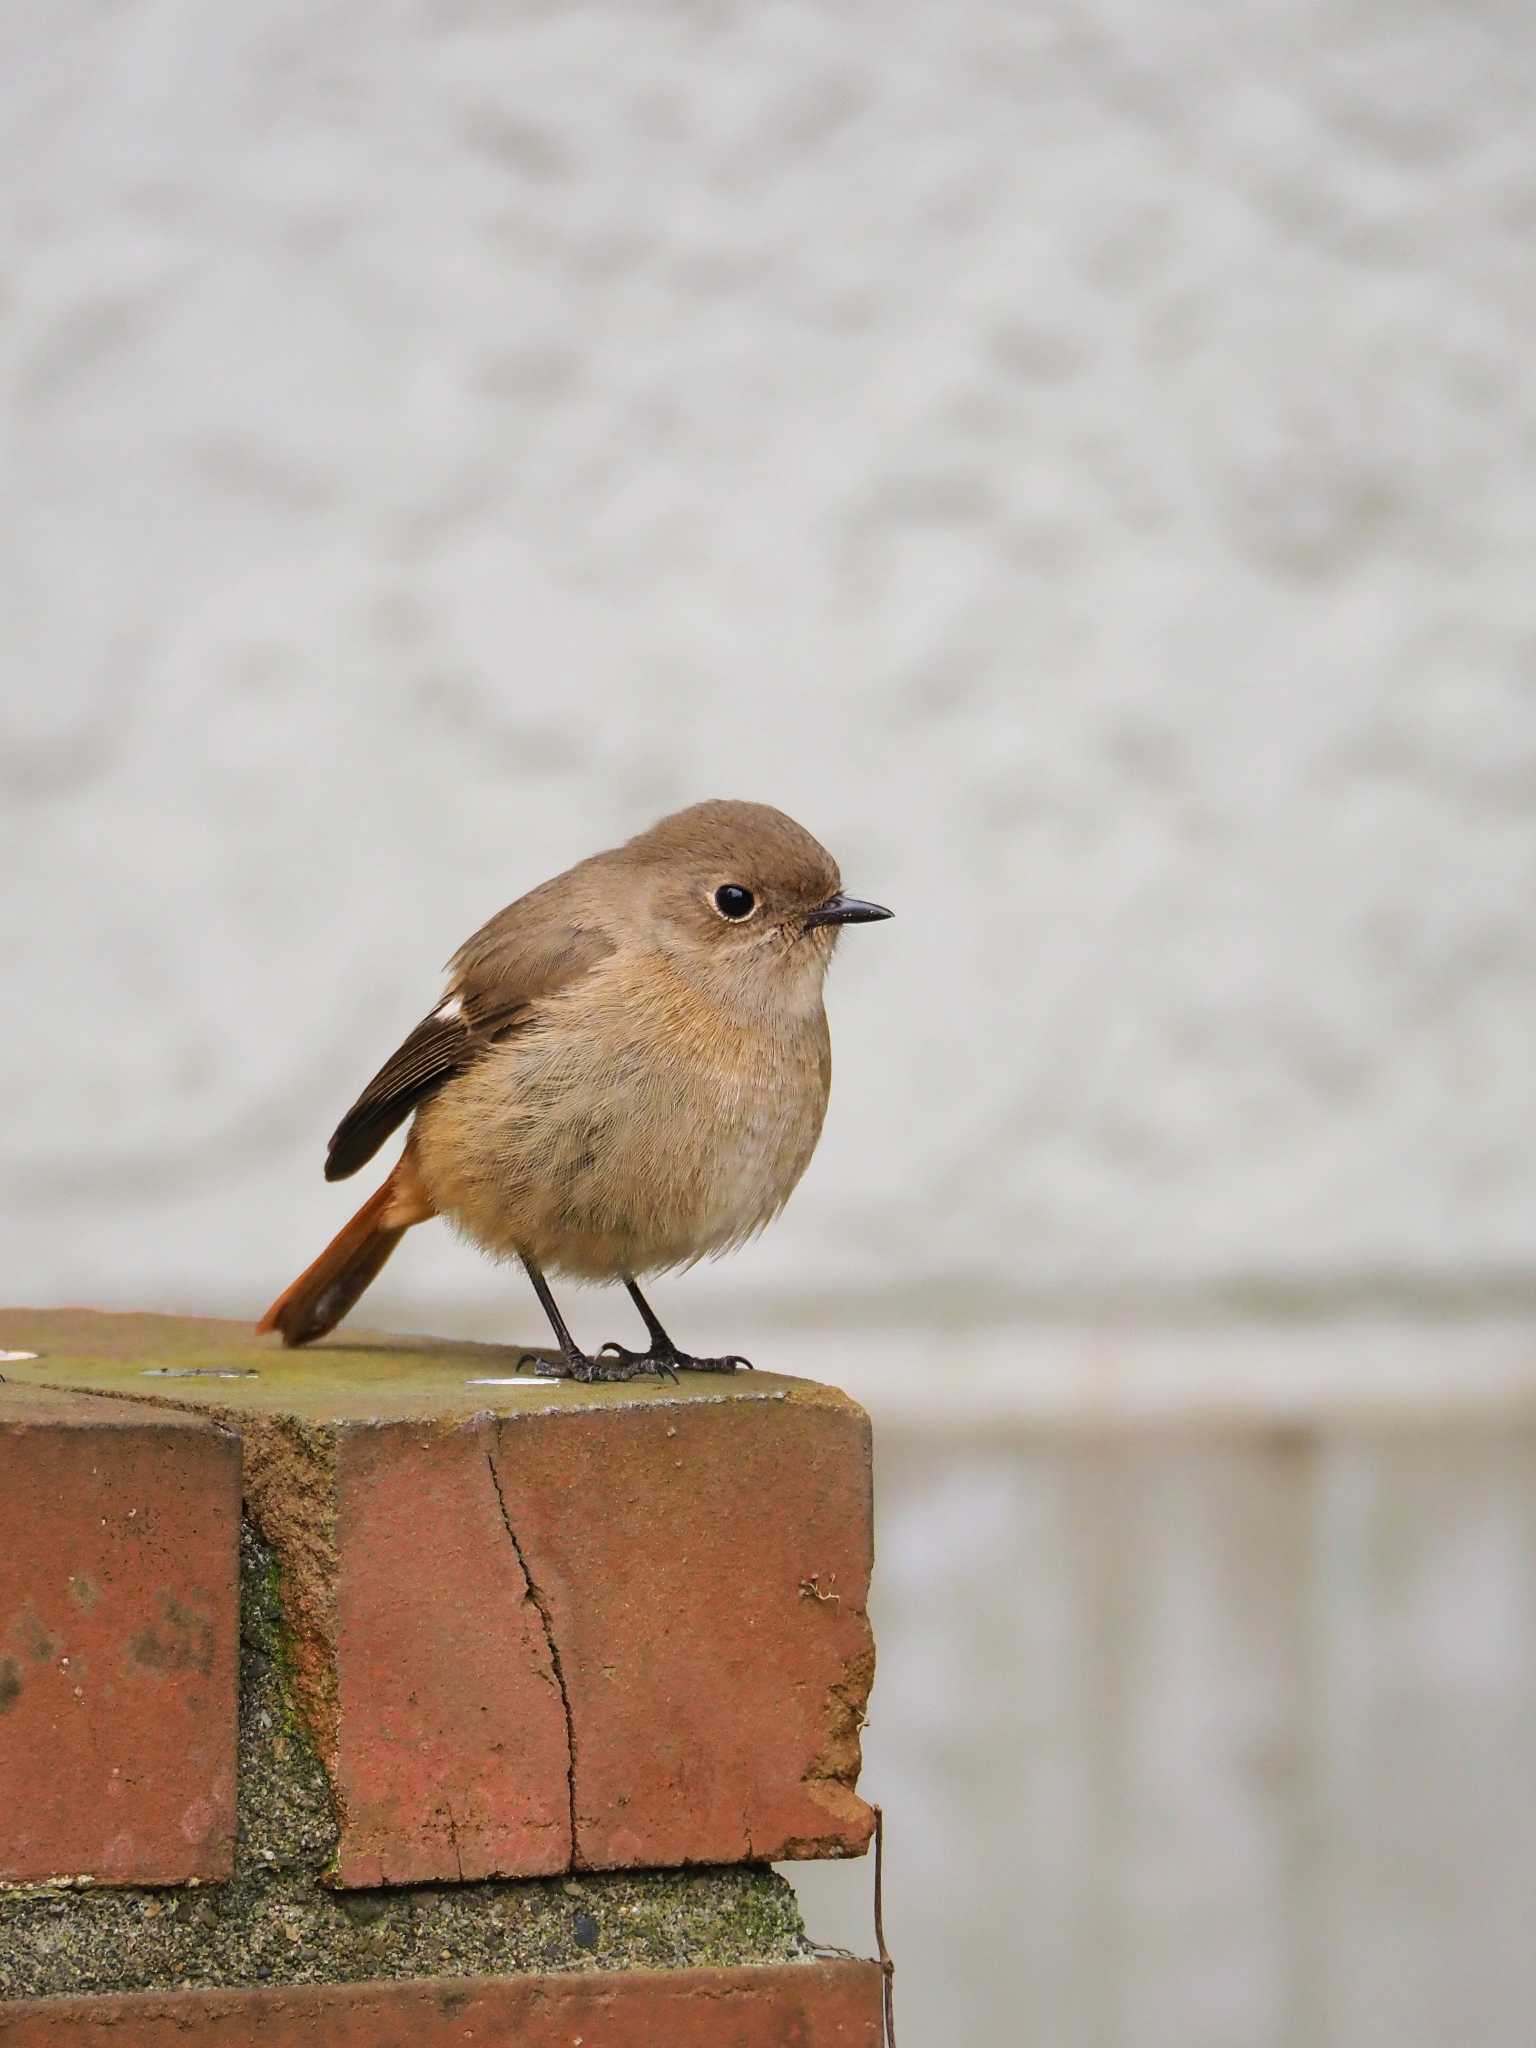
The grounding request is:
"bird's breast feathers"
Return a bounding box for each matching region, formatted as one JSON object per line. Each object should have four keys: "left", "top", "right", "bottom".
{"left": 411, "top": 958, "right": 831, "bottom": 1277}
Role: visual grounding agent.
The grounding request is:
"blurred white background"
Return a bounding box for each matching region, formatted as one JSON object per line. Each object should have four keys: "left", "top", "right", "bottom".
{"left": 5, "top": 2, "right": 1536, "bottom": 2041}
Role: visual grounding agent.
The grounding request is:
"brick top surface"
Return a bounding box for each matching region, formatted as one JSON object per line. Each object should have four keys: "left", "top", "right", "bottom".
{"left": 0, "top": 1309, "right": 862, "bottom": 1425}
{"left": 0, "top": 1378, "right": 226, "bottom": 1434}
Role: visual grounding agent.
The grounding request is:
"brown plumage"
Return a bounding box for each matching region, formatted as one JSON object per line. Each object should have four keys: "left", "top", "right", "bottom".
{"left": 257, "top": 800, "right": 891, "bottom": 1379}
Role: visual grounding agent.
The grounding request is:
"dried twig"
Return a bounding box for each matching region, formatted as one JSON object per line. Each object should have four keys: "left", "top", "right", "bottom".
{"left": 872, "top": 1803, "right": 896, "bottom": 2048}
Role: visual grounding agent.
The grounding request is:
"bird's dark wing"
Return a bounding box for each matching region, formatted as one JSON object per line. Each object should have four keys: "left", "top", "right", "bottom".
{"left": 323, "top": 989, "right": 521, "bottom": 1181}
{"left": 323, "top": 873, "right": 614, "bottom": 1181}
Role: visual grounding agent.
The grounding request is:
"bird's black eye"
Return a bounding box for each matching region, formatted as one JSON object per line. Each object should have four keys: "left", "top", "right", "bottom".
{"left": 713, "top": 884, "right": 756, "bottom": 921}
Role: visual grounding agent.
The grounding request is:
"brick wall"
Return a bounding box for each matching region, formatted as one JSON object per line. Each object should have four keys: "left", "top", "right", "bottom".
{"left": 0, "top": 1311, "right": 883, "bottom": 2043}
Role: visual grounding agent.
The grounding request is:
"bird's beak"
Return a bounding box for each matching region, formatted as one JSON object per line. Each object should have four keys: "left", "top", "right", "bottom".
{"left": 803, "top": 894, "right": 894, "bottom": 930}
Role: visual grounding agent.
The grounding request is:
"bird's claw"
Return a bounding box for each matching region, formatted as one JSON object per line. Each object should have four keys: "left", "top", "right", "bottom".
{"left": 599, "top": 1342, "right": 750, "bottom": 1377}
{"left": 516, "top": 1341, "right": 751, "bottom": 1385}
{"left": 516, "top": 1347, "right": 654, "bottom": 1384}
{"left": 597, "top": 1341, "right": 680, "bottom": 1384}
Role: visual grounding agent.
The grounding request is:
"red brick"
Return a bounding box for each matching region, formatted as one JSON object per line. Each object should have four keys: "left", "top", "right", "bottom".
{"left": 328, "top": 1390, "right": 875, "bottom": 1882}
{"left": 0, "top": 1311, "right": 876, "bottom": 1886}
{"left": 0, "top": 1383, "right": 239, "bottom": 1886}
{"left": 0, "top": 1960, "right": 884, "bottom": 2045}
{"left": 333, "top": 1421, "right": 571, "bottom": 1884}
{"left": 488, "top": 1394, "right": 875, "bottom": 1870}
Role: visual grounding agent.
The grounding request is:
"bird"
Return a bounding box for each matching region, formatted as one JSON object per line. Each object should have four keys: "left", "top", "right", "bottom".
{"left": 257, "top": 799, "right": 891, "bottom": 1380}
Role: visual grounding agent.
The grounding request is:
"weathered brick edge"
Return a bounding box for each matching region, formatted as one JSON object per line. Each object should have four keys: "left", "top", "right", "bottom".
{"left": 0, "top": 1960, "right": 883, "bottom": 2044}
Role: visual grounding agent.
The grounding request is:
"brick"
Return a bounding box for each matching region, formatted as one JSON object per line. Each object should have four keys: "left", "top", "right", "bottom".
{"left": 0, "top": 1310, "right": 876, "bottom": 1885}
{"left": 487, "top": 1394, "right": 875, "bottom": 1872}
{"left": 0, "top": 1382, "right": 239, "bottom": 1885}
{"left": 0, "top": 1960, "right": 884, "bottom": 2044}
{"left": 334, "top": 1419, "right": 571, "bottom": 1883}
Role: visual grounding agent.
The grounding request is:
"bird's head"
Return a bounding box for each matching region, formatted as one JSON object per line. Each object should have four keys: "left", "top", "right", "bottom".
{"left": 620, "top": 799, "right": 891, "bottom": 1016}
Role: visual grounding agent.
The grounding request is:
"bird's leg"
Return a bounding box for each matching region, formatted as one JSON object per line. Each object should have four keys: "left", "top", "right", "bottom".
{"left": 518, "top": 1259, "right": 676, "bottom": 1384}
{"left": 598, "top": 1278, "right": 753, "bottom": 1375}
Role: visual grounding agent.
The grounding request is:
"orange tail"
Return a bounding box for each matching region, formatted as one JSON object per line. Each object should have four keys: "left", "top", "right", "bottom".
{"left": 257, "top": 1156, "right": 435, "bottom": 1348}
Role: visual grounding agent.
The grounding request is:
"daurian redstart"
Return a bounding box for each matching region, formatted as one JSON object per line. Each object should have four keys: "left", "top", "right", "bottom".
{"left": 258, "top": 800, "right": 891, "bottom": 1379}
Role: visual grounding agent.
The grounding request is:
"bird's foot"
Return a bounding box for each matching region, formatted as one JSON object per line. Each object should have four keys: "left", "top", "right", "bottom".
{"left": 594, "top": 1342, "right": 680, "bottom": 1384}
{"left": 601, "top": 1340, "right": 752, "bottom": 1377}
{"left": 518, "top": 1347, "right": 676, "bottom": 1386}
